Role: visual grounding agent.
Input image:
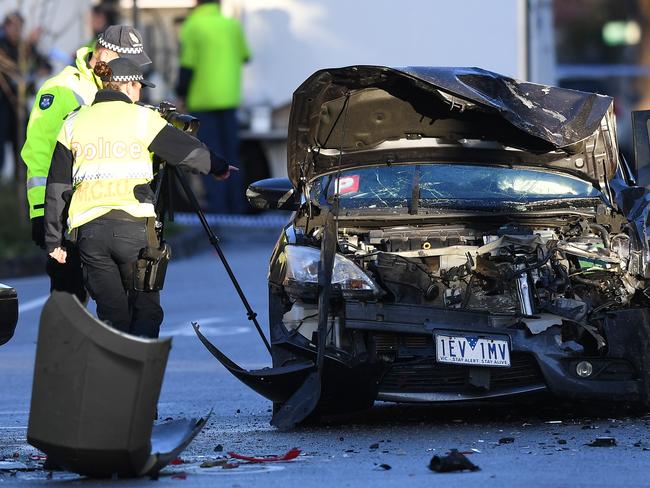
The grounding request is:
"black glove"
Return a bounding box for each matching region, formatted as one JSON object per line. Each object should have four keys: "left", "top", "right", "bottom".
{"left": 209, "top": 152, "right": 229, "bottom": 176}
{"left": 31, "top": 216, "right": 45, "bottom": 249}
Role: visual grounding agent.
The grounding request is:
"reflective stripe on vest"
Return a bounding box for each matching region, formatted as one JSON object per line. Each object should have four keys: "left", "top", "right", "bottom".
{"left": 72, "top": 161, "right": 153, "bottom": 185}
{"left": 26, "top": 176, "right": 48, "bottom": 190}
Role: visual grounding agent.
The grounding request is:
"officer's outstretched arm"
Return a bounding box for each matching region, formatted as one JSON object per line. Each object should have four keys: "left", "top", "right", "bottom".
{"left": 148, "top": 125, "right": 230, "bottom": 177}
{"left": 44, "top": 141, "right": 73, "bottom": 255}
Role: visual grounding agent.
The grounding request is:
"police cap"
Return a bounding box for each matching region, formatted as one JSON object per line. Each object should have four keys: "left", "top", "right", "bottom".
{"left": 104, "top": 58, "right": 155, "bottom": 88}
{"left": 97, "top": 25, "right": 152, "bottom": 67}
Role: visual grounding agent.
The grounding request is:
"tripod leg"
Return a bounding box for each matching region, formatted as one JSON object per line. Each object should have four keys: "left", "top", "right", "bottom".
{"left": 171, "top": 166, "right": 272, "bottom": 355}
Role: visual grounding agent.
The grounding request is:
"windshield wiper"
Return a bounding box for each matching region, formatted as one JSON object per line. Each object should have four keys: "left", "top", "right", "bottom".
{"left": 409, "top": 165, "right": 421, "bottom": 215}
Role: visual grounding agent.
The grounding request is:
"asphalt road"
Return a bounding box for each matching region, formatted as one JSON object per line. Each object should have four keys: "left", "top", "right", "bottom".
{"left": 2, "top": 235, "right": 650, "bottom": 487}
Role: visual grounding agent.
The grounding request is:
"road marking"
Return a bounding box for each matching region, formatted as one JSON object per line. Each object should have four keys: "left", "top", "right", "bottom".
{"left": 18, "top": 294, "right": 48, "bottom": 314}
{"left": 175, "top": 212, "right": 288, "bottom": 229}
{"left": 184, "top": 317, "right": 228, "bottom": 326}
{"left": 160, "top": 317, "right": 251, "bottom": 337}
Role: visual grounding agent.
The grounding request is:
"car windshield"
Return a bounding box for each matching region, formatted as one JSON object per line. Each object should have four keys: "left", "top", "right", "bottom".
{"left": 315, "top": 163, "right": 601, "bottom": 210}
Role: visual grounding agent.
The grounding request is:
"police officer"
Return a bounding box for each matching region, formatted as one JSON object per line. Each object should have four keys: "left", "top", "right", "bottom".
{"left": 22, "top": 25, "right": 151, "bottom": 302}
{"left": 44, "top": 58, "right": 234, "bottom": 338}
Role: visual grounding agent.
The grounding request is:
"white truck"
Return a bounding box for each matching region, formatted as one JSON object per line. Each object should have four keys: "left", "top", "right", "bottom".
{"left": 120, "top": 0, "right": 556, "bottom": 180}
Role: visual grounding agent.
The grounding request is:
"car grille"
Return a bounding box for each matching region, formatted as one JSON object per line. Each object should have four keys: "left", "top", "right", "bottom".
{"left": 375, "top": 333, "right": 431, "bottom": 351}
{"left": 378, "top": 352, "right": 545, "bottom": 393}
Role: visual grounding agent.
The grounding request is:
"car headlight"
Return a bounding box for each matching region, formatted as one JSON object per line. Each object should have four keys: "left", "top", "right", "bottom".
{"left": 282, "top": 245, "right": 379, "bottom": 294}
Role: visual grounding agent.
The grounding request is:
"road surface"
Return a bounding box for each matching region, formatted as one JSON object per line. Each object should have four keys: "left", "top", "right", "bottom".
{"left": 1, "top": 236, "right": 649, "bottom": 487}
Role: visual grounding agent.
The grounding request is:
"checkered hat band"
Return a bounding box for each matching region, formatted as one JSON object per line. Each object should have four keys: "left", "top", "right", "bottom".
{"left": 97, "top": 36, "right": 143, "bottom": 54}
{"left": 111, "top": 74, "right": 144, "bottom": 82}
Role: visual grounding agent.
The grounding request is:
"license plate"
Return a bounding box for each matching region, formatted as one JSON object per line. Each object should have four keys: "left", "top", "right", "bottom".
{"left": 435, "top": 334, "right": 511, "bottom": 367}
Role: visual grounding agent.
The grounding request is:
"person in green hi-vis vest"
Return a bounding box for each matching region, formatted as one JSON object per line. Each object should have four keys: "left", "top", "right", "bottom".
{"left": 176, "top": 0, "right": 250, "bottom": 214}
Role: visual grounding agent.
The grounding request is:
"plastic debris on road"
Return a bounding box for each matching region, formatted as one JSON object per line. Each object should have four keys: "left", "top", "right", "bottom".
{"left": 227, "top": 448, "right": 301, "bottom": 463}
{"left": 429, "top": 449, "right": 480, "bottom": 473}
{"left": 586, "top": 437, "right": 617, "bottom": 447}
{"left": 200, "top": 458, "right": 239, "bottom": 469}
{"left": 27, "top": 292, "right": 209, "bottom": 478}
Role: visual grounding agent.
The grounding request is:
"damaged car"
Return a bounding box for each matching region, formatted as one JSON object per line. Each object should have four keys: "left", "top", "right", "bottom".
{"left": 196, "top": 65, "right": 650, "bottom": 428}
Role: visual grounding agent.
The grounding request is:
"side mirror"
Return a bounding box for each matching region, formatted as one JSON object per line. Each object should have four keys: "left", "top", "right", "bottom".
{"left": 246, "top": 178, "right": 300, "bottom": 211}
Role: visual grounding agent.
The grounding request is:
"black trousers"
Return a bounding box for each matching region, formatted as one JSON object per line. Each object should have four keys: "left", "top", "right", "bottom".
{"left": 192, "top": 109, "right": 246, "bottom": 214}
{"left": 77, "top": 215, "right": 163, "bottom": 338}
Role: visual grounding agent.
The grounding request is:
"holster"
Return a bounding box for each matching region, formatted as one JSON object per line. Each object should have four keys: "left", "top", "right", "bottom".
{"left": 133, "top": 218, "right": 171, "bottom": 292}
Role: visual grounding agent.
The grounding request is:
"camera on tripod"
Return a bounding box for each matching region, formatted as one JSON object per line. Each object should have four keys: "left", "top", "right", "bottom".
{"left": 157, "top": 101, "right": 200, "bottom": 135}
{"left": 133, "top": 102, "right": 200, "bottom": 292}
{"left": 139, "top": 101, "right": 200, "bottom": 135}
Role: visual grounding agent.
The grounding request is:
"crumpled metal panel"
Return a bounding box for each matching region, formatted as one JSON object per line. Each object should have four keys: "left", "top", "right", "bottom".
{"left": 287, "top": 65, "right": 615, "bottom": 186}
{"left": 397, "top": 66, "right": 612, "bottom": 148}
{"left": 27, "top": 291, "right": 206, "bottom": 478}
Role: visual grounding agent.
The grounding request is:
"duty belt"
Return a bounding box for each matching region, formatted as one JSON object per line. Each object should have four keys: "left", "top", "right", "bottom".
{"left": 102, "top": 210, "right": 147, "bottom": 222}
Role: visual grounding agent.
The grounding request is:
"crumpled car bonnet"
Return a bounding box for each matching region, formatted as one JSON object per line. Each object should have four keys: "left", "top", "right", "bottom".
{"left": 287, "top": 65, "right": 616, "bottom": 187}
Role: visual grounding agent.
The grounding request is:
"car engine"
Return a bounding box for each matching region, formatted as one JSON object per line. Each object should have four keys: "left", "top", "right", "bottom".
{"left": 336, "top": 220, "right": 641, "bottom": 322}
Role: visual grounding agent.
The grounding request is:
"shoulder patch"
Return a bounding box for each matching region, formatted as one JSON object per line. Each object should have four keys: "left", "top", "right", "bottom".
{"left": 39, "top": 94, "right": 54, "bottom": 110}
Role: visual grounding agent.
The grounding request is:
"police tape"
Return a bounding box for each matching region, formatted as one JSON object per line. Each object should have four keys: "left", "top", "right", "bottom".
{"left": 174, "top": 212, "right": 290, "bottom": 229}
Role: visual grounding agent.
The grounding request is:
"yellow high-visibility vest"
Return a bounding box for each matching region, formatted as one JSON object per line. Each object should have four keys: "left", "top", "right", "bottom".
{"left": 22, "top": 47, "right": 101, "bottom": 219}
{"left": 57, "top": 99, "right": 167, "bottom": 230}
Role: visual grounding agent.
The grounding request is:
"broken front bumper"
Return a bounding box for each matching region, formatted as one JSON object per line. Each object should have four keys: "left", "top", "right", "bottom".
{"left": 344, "top": 301, "right": 642, "bottom": 403}
{"left": 28, "top": 292, "right": 208, "bottom": 478}
{"left": 195, "top": 300, "right": 646, "bottom": 420}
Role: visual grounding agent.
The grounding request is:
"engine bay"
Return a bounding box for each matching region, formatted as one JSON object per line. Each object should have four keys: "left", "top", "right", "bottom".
{"left": 335, "top": 218, "right": 644, "bottom": 322}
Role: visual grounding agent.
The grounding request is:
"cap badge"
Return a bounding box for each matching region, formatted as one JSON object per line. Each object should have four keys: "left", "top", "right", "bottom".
{"left": 128, "top": 32, "right": 141, "bottom": 47}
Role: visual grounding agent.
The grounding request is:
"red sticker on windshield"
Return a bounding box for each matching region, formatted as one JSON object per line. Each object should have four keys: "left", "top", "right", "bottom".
{"left": 336, "top": 175, "right": 360, "bottom": 194}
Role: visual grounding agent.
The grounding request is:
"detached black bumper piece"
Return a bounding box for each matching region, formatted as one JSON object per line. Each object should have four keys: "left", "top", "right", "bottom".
{"left": 28, "top": 292, "right": 208, "bottom": 478}
{"left": 0, "top": 283, "right": 17, "bottom": 346}
{"left": 193, "top": 323, "right": 314, "bottom": 403}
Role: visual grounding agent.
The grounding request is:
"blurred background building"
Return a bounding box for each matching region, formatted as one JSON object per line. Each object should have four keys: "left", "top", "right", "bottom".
{"left": 0, "top": 0, "right": 648, "bottom": 181}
